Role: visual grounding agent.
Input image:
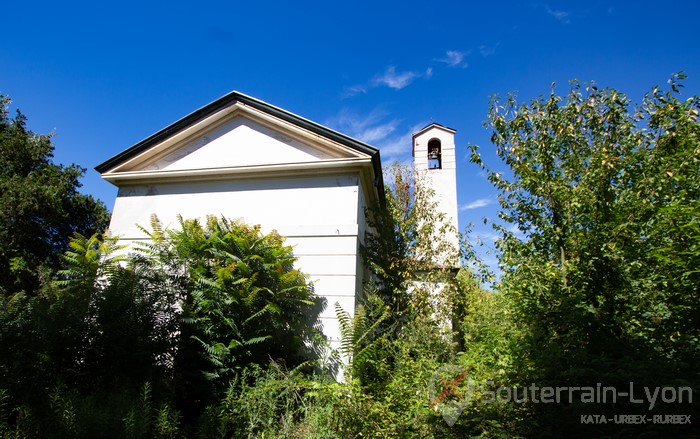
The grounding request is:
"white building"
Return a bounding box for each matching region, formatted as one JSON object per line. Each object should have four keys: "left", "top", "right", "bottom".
{"left": 96, "top": 91, "right": 458, "bottom": 352}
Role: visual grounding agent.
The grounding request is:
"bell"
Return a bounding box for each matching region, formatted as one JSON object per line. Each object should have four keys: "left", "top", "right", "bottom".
{"left": 429, "top": 150, "right": 439, "bottom": 160}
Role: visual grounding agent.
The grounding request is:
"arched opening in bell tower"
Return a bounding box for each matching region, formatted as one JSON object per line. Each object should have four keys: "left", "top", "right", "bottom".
{"left": 427, "top": 138, "right": 442, "bottom": 169}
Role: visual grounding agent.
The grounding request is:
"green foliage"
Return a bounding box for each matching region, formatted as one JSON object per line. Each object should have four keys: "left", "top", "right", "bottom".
{"left": 471, "top": 73, "right": 700, "bottom": 435}
{"left": 452, "top": 270, "right": 519, "bottom": 384}
{"left": 134, "top": 215, "right": 319, "bottom": 414}
{"left": 338, "top": 163, "right": 511, "bottom": 437}
{"left": 4, "top": 77, "right": 697, "bottom": 437}
{"left": 0, "top": 94, "right": 109, "bottom": 295}
{"left": 193, "top": 359, "right": 507, "bottom": 439}
{"left": 362, "top": 163, "right": 459, "bottom": 315}
{"left": 124, "top": 382, "right": 182, "bottom": 439}
{"left": 203, "top": 363, "right": 311, "bottom": 438}
{"left": 0, "top": 215, "right": 318, "bottom": 437}
{"left": 358, "top": 162, "right": 465, "bottom": 391}
{"left": 57, "top": 232, "right": 125, "bottom": 289}
{"left": 335, "top": 287, "right": 391, "bottom": 382}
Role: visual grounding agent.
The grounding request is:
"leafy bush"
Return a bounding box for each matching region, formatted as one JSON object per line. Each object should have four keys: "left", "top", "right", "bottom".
{"left": 0, "top": 215, "right": 321, "bottom": 437}
{"left": 134, "top": 216, "right": 321, "bottom": 418}
{"left": 470, "top": 74, "right": 700, "bottom": 435}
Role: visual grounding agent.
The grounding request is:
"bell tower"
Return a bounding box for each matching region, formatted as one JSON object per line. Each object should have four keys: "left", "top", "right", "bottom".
{"left": 412, "top": 123, "right": 459, "bottom": 266}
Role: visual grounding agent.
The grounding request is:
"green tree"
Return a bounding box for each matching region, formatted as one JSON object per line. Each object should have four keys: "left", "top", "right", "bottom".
{"left": 0, "top": 94, "right": 109, "bottom": 295}
{"left": 0, "top": 215, "right": 320, "bottom": 437}
{"left": 362, "top": 163, "right": 459, "bottom": 317}
{"left": 136, "top": 216, "right": 320, "bottom": 421}
{"left": 471, "top": 74, "right": 700, "bottom": 434}
{"left": 338, "top": 164, "right": 488, "bottom": 436}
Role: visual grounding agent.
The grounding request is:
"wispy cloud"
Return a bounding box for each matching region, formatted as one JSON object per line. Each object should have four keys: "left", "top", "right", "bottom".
{"left": 344, "top": 66, "right": 432, "bottom": 97}
{"left": 343, "top": 84, "right": 367, "bottom": 97}
{"left": 478, "top": 43, "right": 499, "bottom": 57}
{"left": 379, "top": 121, "right": 429, "bottom": 162}
{"left": 460, "top": 198, "right": 493, "bottom": 211}
{"left": 325, "top": 109, "right": 399, "bottom": 144}
{"left": 435, "top": 50, "right": 470, "bottom": 68}
{"left": 371, "top": 66, "right": 429, "bottom": 90}
{"left": 325, "top": 110, "right": 426, "bottom": 162}
{"left": 532, "top": 3, "right": 572, "bottom": 23}
{"left": 545, "top": 5, "right": 571, "bottom": 23}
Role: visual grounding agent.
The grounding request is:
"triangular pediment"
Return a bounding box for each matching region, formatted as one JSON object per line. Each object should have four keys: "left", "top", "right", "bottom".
{"left": 96, "top": 91, "right": 385, "bottom": 206}
{"left": 110, "top": 104, "right": 368, "bottom": 174}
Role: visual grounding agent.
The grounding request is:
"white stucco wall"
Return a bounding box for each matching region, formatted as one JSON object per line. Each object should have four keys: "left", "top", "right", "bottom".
{"left": 107, "top": 173, "right": 364, "bottom": 350}
{"left": 139, "top": 117, "right": 337, "bottom": 172}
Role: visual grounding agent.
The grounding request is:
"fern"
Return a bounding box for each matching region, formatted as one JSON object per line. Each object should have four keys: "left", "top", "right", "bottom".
{"left": 0, "top": 389, "right": 9, "bottom": 434}
{"left": 154, "top": 403, "right": 182, "bottom": 439}
{"left": 124, "top": 382, "right": 154, "bottom": 438}
{"left": 57, "top": 232, "right": 125, "bottom": 289}
{"left": 335, "top": 294, "right": 391, "bottom": 381}
{"left": 49, "top": 384, "right": 77, "bottom": 436}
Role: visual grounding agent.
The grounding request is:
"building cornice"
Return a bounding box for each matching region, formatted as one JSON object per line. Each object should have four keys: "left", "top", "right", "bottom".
{"left": 95, "top": 91, "right": 385, "bottom": 205}
{"left": 101, "top": 157, "right": 374, "bottom": 186}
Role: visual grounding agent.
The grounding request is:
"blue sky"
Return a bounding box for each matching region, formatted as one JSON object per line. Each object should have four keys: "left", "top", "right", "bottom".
{"left": 2, "top": 0, "right": 699, "bottom": 271}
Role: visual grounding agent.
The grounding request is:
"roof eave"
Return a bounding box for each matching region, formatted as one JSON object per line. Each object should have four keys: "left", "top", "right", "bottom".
{"left": 94, "top": 91, "right": 386, "bottom": 206}
{"left": 412, "top": 122, "right": 457, "bottom": 139}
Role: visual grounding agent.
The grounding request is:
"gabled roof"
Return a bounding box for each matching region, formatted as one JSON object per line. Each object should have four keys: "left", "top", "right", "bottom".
{"left": 412, "top": 122, "right": 456, "bottom": 139}
{"left": 95, "top": 91, "right": 385, "bottom": 204}
{"left": 411, "top": 123, "right": 457, "bottom": 157}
